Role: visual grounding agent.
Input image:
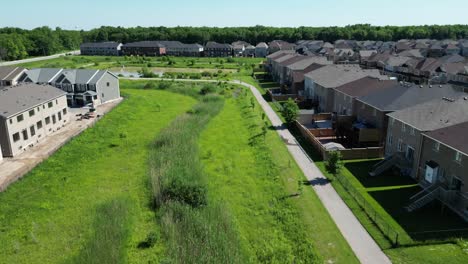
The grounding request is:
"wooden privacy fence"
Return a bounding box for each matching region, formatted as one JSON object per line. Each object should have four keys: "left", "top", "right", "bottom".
{"left": 295, "top": 121, "right": 384, "bottom": 160}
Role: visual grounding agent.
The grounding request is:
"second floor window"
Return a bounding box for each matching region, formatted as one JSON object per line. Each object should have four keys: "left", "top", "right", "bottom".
{"left": 434, "top": 142, "right": 440, "bottom": 152}
{"left": 17, "top": 114, "right": 24, "bottom": 122}
{"left": 455, "top": 152, "right": 462, "bottom": 163}
{"left": 397, "top": 139, "right": 403, "bottom": 152}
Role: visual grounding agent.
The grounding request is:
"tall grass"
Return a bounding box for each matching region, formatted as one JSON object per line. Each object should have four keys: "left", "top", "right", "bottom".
{"left": 148, "top": 86, "right": 246, "bottom": 263}
{"left": 72, "top": 197, "right": 132, "bottom": 264}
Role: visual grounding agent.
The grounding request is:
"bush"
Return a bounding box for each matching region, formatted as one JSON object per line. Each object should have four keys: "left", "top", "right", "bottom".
{"left": 144, "top": 82, "right": 157, "bottom": 89}
{"left": 200, "top": 84, "right": 217, "bottom": 95}
{"left": 325, "top": 151, "right": 343, "bottom": 176}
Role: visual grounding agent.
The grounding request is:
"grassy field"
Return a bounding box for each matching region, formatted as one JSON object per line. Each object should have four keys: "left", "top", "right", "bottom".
{"left": 0, "top": 88, "right": 196, "bottom": 263}
{"left": 199, "top": 89, "right": 358, "bottom": 263}
{"left": 17, "top": 55, "right": 263, "bottom": 72}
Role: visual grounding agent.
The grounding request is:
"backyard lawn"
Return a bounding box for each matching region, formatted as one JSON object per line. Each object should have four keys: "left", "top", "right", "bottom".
{"left": 0, "top": 88, "right": 197, "bottom": 263}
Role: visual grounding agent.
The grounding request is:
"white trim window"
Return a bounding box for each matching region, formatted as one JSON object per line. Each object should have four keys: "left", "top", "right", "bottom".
{"left": 434, "top": 142, "right": 440, "bottom": 152}
{"left": 401, "top": 123, "right": 406, "bottom": 133}
{"left": 389, "top": 118, "right": 395, "bottom": 127}
{"left": 455, "top": 151, "right": 462, "bottom": 163}
{"left": 387, "top": 134, "right": 393, "bottom": 146}
{"left": 397, "top": 139, "right": 403, "bottom": 152}
{"left": 373, "top": 108, "right": 377, "bottom": 116}
{"left": 410, "top": 127, "right": 415, "bottom": 135}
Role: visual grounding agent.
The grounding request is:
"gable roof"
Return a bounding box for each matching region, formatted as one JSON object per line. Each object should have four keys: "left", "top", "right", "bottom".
{"left": 19, "top": 68, "right": 64, "bottom": 84}
{"left": 266, "top": 50, "right": 295, "bottom": 59}
{"left": 304, "top": 65, "right": 387, "bottom": 88}
{"left": 0, "top": 83, "right": 66, "bottom": 118}
{"left": 0, "top": 66, "right": 26, "bottom": 81}
{"left": 286, "top": 56, "right": 331, "bottom": 71}
{"left": 388, "top": 96, "right": 468, "bottom": 131}
{"left": 52, "top": 69, "right": 111, "bottom": 85}
{"left": 358, "top": 83, "right": 466, "bottom": 112}
{"left": 205, "top": 42, "right": 232, "bottom": 49}
{"left": 291, "top": 63, "right": 327, "bottom": 84}
{"left": 424, "top": 121, "right": 468, "bottom": 155}
{"left": 335, "top": 77, "right": 398, "bottom": 97}
{"left": 123, "top": 41, "right": 165, "bottom": 48}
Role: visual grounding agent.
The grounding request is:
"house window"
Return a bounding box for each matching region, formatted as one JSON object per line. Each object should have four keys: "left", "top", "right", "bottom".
{"left": 22, "top": 130, "right": 28, "bottom": 140}
{"left": 410, "top": 127, "right": 415, "bottom": 135}
{"left": 397, "top": 139, "right": 403, "bottom": 152}
{"left": 17, "top": 114, "right": 24, "bottom": 122}
{"left": 63, "top": 108, "right": 67, "bottom": 115}
{"left": 387, "top": 134, "right": 393, "bottom": 146}
{"left": 389, "top": 118, "right": 395, "bottom": 127}
{"left": 107, "top": 82, "right": 110, "bottom": 87}
{"left": 455, "top": 152, "right": 462, "bottom": 163}
{"left": 29, "top": 109, "right": 35, "bottom": 117}
{"left": 56, "top": 99, "right": 58, "bottom": 104}
{"left": 52, "top": 115, "right": 56, "bottom": 124}
{"left": 37, "top": 121, "right": 43, "bottom": 129}
{"left": 373, "top": 109, "right": 377, "bottom": 116}
{"left": 434, "top": 142, "right": 440, "bottom": 152}
{"left": 101, "top": 93, "right": 105, "bottom": 98}
{"left": 361, "top": 103, "right": 365, "bottom": 110}
{"left": 58, "top": 112, "right": 62, "bottom": 121}
{"left": 401, "top": 123, "right": 406, "bottom": 133}
{"left": 45, "top": 116, "right": 51, "bottom": 125}
{"left": 13, "top": 132, "right": 20, "bottom": 142}
{"left": 48, "top": 102, "right": 53, "bottom": 108}
{"left": 9, "top": 119, "right": 12, "bottom": 124}
{"left": 30, "top": 126, "right": 36, "bottom": 137}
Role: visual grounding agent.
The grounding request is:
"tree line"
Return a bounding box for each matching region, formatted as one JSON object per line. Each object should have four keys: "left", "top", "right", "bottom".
{"left": 1, "top": 24, "right": 468, "bottom": 61}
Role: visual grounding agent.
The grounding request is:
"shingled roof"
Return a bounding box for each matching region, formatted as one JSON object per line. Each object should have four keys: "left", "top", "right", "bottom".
{"left": 0, "top": 83, "right": 66, "bottom": 118}
{"left": 424, "top": 121, "right": 468, "bottom": 155}
{"left": 304, "top": 65, "right": 387, "bottom": 88}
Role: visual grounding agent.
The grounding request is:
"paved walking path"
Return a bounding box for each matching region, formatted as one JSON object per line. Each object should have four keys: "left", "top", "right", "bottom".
{"left": 126, "top": 77, "right": 391, "bottom": 263}
{"left": 0, "top": 50, "right": 80, "bottom": 66}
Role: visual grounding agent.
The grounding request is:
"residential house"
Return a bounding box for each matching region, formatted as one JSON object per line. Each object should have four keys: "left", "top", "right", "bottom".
{"left": 270, "top": 53, "right": 299, "bottom": 82}
{"left": 204, "top": 42, "right": 233, "bottom": 57}
{"left": 332, "top": 77, "right": 397, "bottom": 116}
{"left": 284, "top": 57, "right": 331, "bottom": 94}
{"left": 417, "top": 121, "right": 468, "bottom": 220}
{"left": 385, "top": 95, "right": 468, "bottom": 180}
{"left": 244, "top": 45, "right": 256, "bottom": 57}
{"left": 265, "top": 50, "right": 295, "bottom": 72}
{"left": 460, "top": 41, "right": 468, "bottom": 57}
{"left": 328, "top": 49, "right": 359, "bottom": 63}
{"left": 359, "top": 50, "right": 377, "bottom": 66}
{"left": 80, "top": 42, "right": 122, "bottom": 56}
{"left": 157, "top": 41, "right": 204, "bottom": 57}
{"left": 268, "top": 40, "right": 296, "bottom": 54}
{"left": 232, "top": 41, "right": 249, "bottom": 57}
{"left": 121, "top": 41, "right": 166, "bottom": 56}
{"left": 445, "top": 43, "right": 461, "bottom": 56}
{"left": 19, "top": 68, "right": 120, "bottom": 107}
{"left": 0, "top": 66, "right": 27, "bottom": 87}
{"left": 255, "top": 42, "right": 269, "bottom": 58}
{"left": 355, "top": 83, "right": 465, "bottom": 145}
{"left": 0, "top": 84, "right": 69, "bottom": 157}
{"left": 304, "top": 65, "right": 386, "bottom": 112}
{"left": 428, "top": 43, "right": 445, "bottom": 57}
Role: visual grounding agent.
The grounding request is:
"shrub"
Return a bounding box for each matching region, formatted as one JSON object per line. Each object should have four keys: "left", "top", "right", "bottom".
{"left": 281, "top": 98, "right": 299, "bottom": 124}
{"left": 144, "top": 82, "right": 157, "bottom": 89}
{"left": 200, "top": 84, "right": 217, "bottom": 95}
{"left": 325, "top": 151, "right": 343, "bottom": 176}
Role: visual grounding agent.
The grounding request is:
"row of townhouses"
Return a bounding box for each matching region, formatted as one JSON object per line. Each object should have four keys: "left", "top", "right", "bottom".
{"left": 266, "top": 50, "right": 468, "bottom": 221}
{"left": 81, "top": 40, "right": 275, "bottom": 58}
{"left": 0, "top": 66, "right": 121, "bottom": 159}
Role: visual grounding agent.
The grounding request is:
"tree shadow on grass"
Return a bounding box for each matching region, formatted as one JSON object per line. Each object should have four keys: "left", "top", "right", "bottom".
{"left": 369, "top": 187, "right": 468, "bottom": 241}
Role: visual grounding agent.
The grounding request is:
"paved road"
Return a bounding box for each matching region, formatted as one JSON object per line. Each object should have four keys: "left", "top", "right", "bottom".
{"left": 125, "top": 77, "right": 392, "bottom": 263}
{"left": 0, "top": 50, "right": 80, "bottom": 66}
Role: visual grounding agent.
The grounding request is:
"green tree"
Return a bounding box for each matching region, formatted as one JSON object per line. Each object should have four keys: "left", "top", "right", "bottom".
{"left": 325, "top": 151, "right": 343, "bottom": 176}
{"left": 281, "top": 98, "right": 299, "bottom": 125}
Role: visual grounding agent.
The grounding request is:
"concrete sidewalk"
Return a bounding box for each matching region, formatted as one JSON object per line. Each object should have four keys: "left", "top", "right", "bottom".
{"left": 0, "top": 99, "right": 122, "bottom": 192}
{"left": 233, "top": 80, "right": 391, "bottom": 264}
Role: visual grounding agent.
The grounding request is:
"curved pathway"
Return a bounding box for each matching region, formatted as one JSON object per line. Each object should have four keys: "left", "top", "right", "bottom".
{"left": 126, "top": 77, "right": 392, "bottom": 264}
{"left": 0, "top": 50, "right": 80, "bottom": 66}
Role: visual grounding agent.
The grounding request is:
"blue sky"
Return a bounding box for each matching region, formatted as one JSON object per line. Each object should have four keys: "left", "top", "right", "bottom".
{"left": 2, "top": 0, "right": 467, "bottom": 29}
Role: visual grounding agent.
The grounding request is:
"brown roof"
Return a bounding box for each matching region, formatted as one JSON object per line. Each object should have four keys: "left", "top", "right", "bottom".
{"left": 425, "top": 121, "right": 468, "bottom": 155}
{"left": 335, "top": 77, "right": 398, "bottom": 97}
{"left": 0, "top": 66, "right": 26, "bottom": 81}
{"left": 266, "top": 50, "right": 295, "bottom": 60}
{"left": 291, "top": 63, "right": 327, "bottom": 84}
{"left": 278, "top": 55, "right": 307, "bottom": 67}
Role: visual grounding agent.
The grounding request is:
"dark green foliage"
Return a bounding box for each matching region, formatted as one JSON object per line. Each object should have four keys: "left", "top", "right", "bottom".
{"left": 282, "top": 98, "right": 299, "bottom": 124}
{"left": 199, "top": 84, "right": 218, "bottom": 95}
{"left": 325, "top": 151, "right": 343, "bottom": 176}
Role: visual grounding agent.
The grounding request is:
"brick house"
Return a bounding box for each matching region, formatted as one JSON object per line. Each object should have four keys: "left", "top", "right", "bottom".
{"left": 204, "top": 42, "right": 233, "bottom": 57}
{"left": 121, "top": 41, "right": 166, "bottom": 56}
{"left": 80, "top": 42, "right": 122, "bottom": 56}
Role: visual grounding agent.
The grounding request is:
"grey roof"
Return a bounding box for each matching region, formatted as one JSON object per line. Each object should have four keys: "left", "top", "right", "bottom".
{"left": 0, "top": 83, "right": 66, "bottom": 118}
{"left": 256, "top": 42, "right": 268, "bottom": 48}
{"left": 0, "top": 66, "right": 26, "bottom": 81}
{"left": 19, "top": 68, "right": 63, "bottom": 84}
{"left": 359, "top": 50, "right": 377, "bottom": 57}
{"left": 205, "top": 42, "right": 232, "bottom": 49}
{"left": 80, "top": 42, "right": 121, "bottom": 48}
{"left": 304, "top": 65, "right": 387, "bottom": 88}
{"left": 266, "top": 50, "right": 295, "bottom": 59}
{"left": 358, "top": 83, "right": 466, "bottom": 112}
{"left": 388, "top": 96, "right": 468, "bottom": 131}
{"left": 52, "top": 69, "right": 111, "bottom": 85}
{"left": 286, "top": 56, "right": 331, "bottom": 70}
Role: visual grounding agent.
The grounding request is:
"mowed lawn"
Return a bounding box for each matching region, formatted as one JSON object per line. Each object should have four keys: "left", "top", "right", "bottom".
{"left": 199, "top": 97, "right": 359, "bottom": 263}
{"left": 0, "top": 88, "right": 196, "bottom": 263}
